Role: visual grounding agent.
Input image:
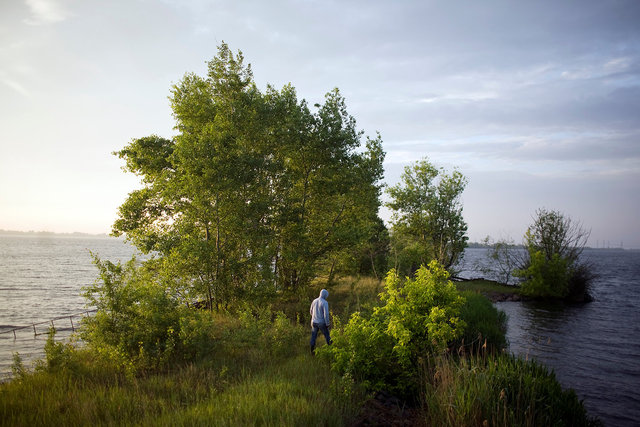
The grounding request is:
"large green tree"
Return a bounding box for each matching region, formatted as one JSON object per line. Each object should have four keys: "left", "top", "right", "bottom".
{"left": 386, "top": 159, "right": 468, "bottom": 275}
{"left": 113, "top": 43, "right": 385, "bottom": 309}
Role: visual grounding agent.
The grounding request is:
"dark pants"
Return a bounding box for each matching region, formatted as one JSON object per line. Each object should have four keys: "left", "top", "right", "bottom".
{"left": 310, "top": 322, "right": 332, "bottom": 352}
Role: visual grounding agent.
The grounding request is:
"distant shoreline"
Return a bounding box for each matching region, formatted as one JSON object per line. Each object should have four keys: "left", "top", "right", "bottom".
{"left": 0, "top": 229, "right": 111, "bottom": 238}
{"left": 466, "top": 242, "right": 634, "bottom": 251}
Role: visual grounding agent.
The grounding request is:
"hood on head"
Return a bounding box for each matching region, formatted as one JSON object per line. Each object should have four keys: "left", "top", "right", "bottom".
{"left": 320, "top": 289, "right": 329, "bottom": 299}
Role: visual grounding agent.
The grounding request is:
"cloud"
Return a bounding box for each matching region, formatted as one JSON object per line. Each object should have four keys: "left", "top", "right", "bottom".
{"left": 0, "top": 75, "right": 30, "bottom": 97}
{"left": 23, "top": 0, "right": 68, "bottom": 25}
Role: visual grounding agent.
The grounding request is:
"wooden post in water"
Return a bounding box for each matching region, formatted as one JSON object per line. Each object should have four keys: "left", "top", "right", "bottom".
{"left": 70, "top": 316, "right": 75, "bottom": 332}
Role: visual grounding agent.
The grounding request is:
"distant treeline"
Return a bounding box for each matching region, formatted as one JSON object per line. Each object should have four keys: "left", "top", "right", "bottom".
{"left": 467, "top": 241, "right": 629, "bottom": 251}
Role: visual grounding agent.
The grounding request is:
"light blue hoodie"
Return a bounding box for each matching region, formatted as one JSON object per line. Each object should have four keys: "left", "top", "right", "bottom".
{"left": 310, "top": 289, "right": 330, "bottom": 327}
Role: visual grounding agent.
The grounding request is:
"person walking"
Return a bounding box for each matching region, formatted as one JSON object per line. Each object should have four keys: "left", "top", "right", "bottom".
{"left": 310, "top": 288, "right": 332, "bottom": 355}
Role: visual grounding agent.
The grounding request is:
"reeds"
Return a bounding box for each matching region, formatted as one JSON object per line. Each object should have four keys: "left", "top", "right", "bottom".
{"left": 419, "top": 351, "right": 602, "bottom": 427}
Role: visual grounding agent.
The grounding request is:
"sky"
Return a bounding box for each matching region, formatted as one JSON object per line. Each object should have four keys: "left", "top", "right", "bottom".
{"left": 1, "top": 0, "right": 639, "bottom": 248}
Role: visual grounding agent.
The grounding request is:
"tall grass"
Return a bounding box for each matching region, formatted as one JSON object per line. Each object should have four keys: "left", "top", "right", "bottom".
{"left": 323, "top": 275, "right": 383, "bottom": 320}
{"left": 155, "top": 356, "right": 363, "bottom": 426}
{"left": 0, "top": 310, "right": 363, "bottom": 426}
{"left": 454, "top": 291, "right": 508, "bottom": 353}
{"left": 420, "top": 352, "right": 602, "bottom": 427}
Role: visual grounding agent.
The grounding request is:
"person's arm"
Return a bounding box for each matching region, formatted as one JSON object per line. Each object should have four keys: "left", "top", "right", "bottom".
{"left": 323, "top": 301, "right": 330, "bottom": 327}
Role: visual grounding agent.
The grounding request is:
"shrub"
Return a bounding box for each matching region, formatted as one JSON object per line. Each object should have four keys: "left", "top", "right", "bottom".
{"left": 516, "top": 209, "right": 595, "bottom": 301}
{"left": 320, "top": 261, "right": 466, "bottom": 398}
{"left": 516, "top": 250, "right": 569, "bottom": 298}
{"left": 82, "top": 255, "right": 218, "bottom": 370}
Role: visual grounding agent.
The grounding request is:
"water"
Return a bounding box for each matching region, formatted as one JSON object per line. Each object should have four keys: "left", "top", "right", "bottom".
{"left": 0, "top": 234, "right": 137, "bottom": 378}
{"left": 1, "top": 239, "right": 639, "bottom": 425}
{"left": 462, "top": 248, "right": 640, "bottom": 427}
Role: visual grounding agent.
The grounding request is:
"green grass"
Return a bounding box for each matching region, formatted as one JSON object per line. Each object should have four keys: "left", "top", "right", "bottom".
{"left": 455, "top": 291, "right": 508, "bottom": 352}
{"left": 455, "top": 278, "right": 521, "bottom": 295}
{"left": 154, "top": 356, "right": 361, "bottom": 426}
{"left": 0, "top": 274, "right": 599, "bottom": 427}
{"left": 420, "top": 353, "right": 602, "bottom": 427}
{"left": 0, "top": 312, "right": 363, "bottom": 427}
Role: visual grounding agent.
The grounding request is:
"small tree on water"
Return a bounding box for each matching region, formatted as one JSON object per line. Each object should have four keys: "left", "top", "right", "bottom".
{"left": 516, "top": 208, "right": 595, "bottom": 301}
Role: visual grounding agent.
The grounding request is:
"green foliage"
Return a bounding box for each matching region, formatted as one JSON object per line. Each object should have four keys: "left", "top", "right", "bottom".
{"left": 516, "top": 209, "right": 594, "bottom": 300}
{"left": 40, "top": 328, "right": 82, "bottom": 374}
{"left": 321, "top": 261, "right": 466, "bottom": 397}
{"left": 113, "top": 42, "right": 385, "bottom": 308}
{"left": 0, "top": 308, "right": 363, "bottom": 427}
{"left": 82, "top": 255, "right": 214, "bottom": 370}
{"left": 455, "top": 291, "right": 507, "bottom": 353}
{"left": 0, "top": 274, "right": 597, "bottom": 426}
{"left": 10, "top": 353, "right": 26, "bottom": 380}
{"left": 421, "top": 354, "right": 602, "bottom": 427}
{"left": 387, "top": 158, "right": 468, "bottom": 275}
{"left": 516, "top": 250, "right": 569, "bottom": 298}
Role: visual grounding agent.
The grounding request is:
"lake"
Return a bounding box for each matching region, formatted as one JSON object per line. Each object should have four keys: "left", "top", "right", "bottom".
{"left": 1, "top": 237, "right": 639, "bottom": 425}
{"left": 461, "top": 247, "right": 640, "bottom": 427}
{"left": 0, "top": 234, "right": 137, "bottom": 378}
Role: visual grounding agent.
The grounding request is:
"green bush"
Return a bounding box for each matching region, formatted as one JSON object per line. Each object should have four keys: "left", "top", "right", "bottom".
{"left": 515, "top": 209, "right": 595, "bottom": 301}
{"left": 320, "top": 261, "right": 466, "bottom": 398}
{"left": 516, "top": 250, "right": 569, "bottom": 298}
{"left": 82, "top": 256, "right": 215, "bottom": 370}
{"left": 455, "top": 291, "right": 507, "bottom": 353}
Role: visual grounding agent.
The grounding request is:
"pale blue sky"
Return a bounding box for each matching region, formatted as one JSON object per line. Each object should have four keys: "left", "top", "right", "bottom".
{"left": 1, "top": 0, "right": 639, "bottom": 248}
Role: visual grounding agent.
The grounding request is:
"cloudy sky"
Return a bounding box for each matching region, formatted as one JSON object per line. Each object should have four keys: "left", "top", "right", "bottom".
{"left": 1, "top": 0, "right": 639, "bottom": 248}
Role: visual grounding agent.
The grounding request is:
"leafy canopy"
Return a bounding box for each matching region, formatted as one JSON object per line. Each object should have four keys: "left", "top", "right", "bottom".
{"left": 112, "top": 43, "right": 385, "bottom": 309}
{"left": 386, "top": 158, "right": 468, "bottom": 275}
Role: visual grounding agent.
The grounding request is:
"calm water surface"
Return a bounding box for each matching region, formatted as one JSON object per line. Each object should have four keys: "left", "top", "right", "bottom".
{"left": 0, "top": 235, "right": 137, "bottom": 378}
{"left": 463, "top": 248, "right": 640, "bottom": 427}
{"left": 1, "top": 239, "right": 639, "bottom": 426}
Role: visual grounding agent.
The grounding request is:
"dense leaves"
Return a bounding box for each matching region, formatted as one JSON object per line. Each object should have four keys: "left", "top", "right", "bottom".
{"left": 113, "top": 43, "right": 385, "bottom": 309}
{"left": 321, "top": 261, "right": 466, "bottom": 397}
{"left": 387, "top": 159, "right": 468, "bottom": 275}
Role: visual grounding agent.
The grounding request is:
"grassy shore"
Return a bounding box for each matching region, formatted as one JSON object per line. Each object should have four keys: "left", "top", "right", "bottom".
{"left": 0, "top": 275, "right": 599, "bottom": 426}
{"left": 455, "top": 278, "right": 522, "bottom": 302}
{"left": 1, "top": 312, "right": 363, "bottom": 426}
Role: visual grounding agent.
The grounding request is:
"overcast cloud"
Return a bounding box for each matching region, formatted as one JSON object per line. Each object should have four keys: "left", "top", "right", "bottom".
{"left": 1, "top": 0, "right": 639, "bottom": 248}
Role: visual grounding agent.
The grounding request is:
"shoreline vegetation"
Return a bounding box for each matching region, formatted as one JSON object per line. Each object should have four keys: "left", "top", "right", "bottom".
{"left": 0, "top": 275, "right": 601, "bottom": 426}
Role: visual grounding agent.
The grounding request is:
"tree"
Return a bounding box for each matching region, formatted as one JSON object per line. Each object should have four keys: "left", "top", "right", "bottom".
{"left": 386, "top": 159, "right": 468, "bottom": 275}
{"left": 477, "top": 236, "right": 523, "bottom": 285}
{"left": 113, "top": 43, "right": 385, "bottom": 309}
{"left": 515, "top": 208, "right": 594, "bottom": 301}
